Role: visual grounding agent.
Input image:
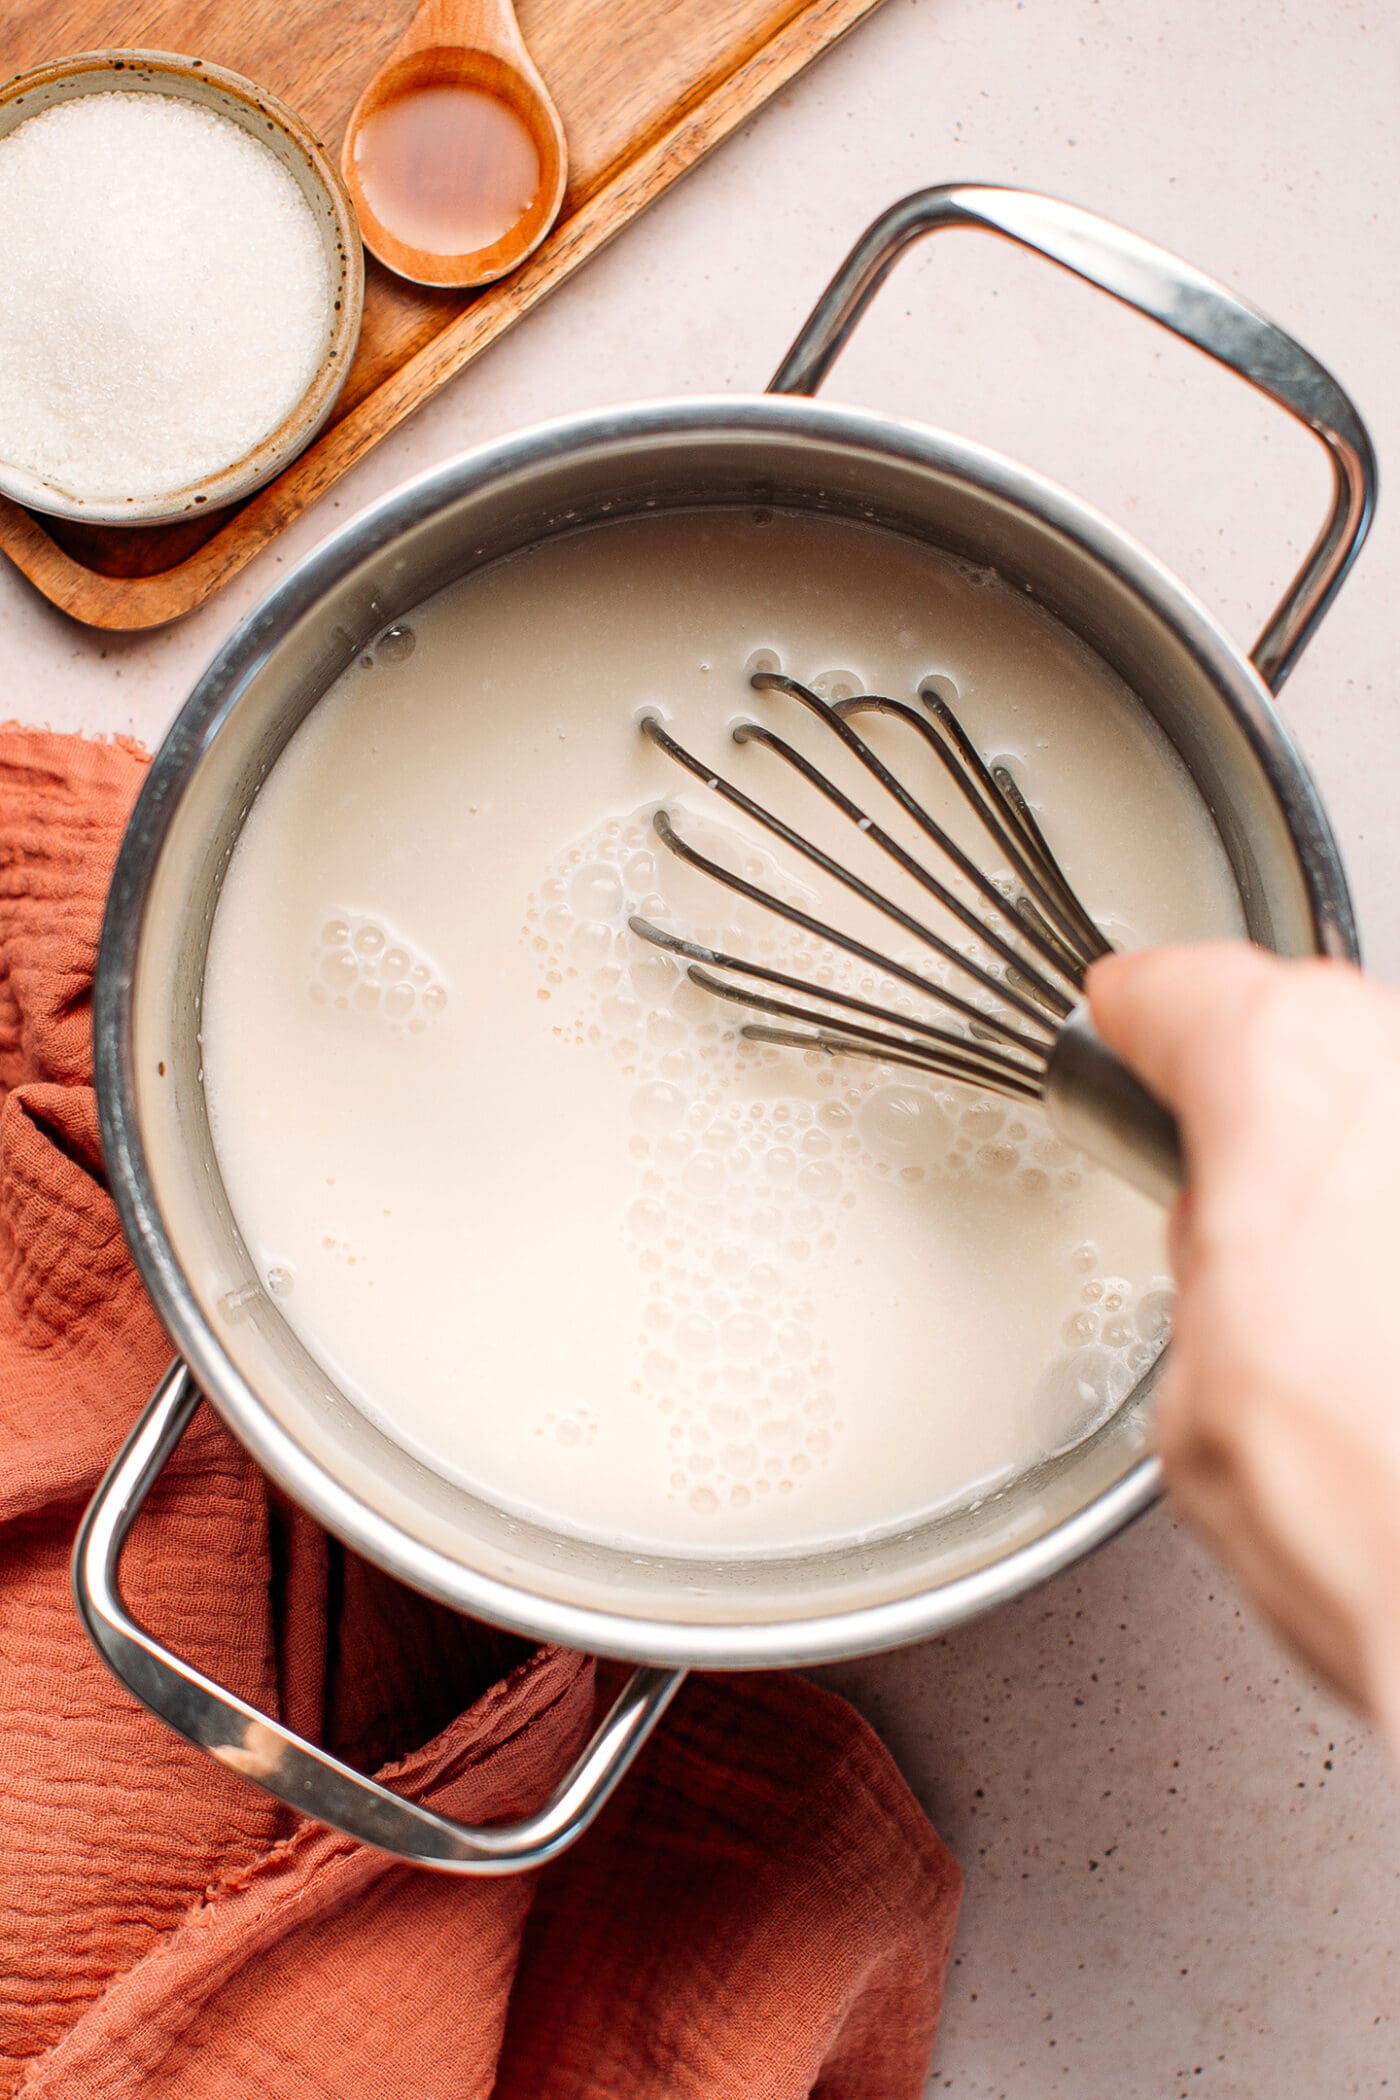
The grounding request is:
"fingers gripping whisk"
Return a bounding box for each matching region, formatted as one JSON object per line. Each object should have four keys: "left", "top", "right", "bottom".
{"left": 629, "top": 671, "right": 1112, "bottom": 1110}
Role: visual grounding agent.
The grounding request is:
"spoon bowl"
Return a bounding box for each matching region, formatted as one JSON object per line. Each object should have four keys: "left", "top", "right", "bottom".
{"left": 342, "top": 0, "right": 566, "bottom": 289}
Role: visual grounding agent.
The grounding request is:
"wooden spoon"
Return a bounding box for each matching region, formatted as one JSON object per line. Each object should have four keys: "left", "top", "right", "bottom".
{"left": 341, "top": 0, "right": 567, "bottom": 289}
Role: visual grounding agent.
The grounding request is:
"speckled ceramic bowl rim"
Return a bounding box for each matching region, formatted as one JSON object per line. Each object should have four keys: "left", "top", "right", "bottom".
{"left": 0, "top": 49, "right": 365, "bottom": 527}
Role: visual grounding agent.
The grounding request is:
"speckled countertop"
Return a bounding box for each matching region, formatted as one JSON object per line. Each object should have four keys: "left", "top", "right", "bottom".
{"left": 3, "top": 1, "right": 1396, "bottom": 2091}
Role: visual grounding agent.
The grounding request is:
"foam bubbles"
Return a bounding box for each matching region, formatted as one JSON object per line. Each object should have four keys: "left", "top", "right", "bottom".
{"left": 1036, "top": 1255, "right": 1173, "bottom": 1456}
{"left": 534, "top": 1406, "right": 598, "bottom": 1449}
{"left": 525, "top": 792, "right": 1174, "bottom": 1520}
{"left": 310, "top": 913, "right": 448, "bottom": 1030}
{"left": 525, "top": 800, "right": 871, "bottom": 1510}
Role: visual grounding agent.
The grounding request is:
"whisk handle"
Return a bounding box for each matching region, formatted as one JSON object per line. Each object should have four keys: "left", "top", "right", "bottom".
{"left": 771, "top": 183, "right": 1375, "bottom": 695}
{"left": 1044, "top": 1004, "right": 1184, "bottom": 1209}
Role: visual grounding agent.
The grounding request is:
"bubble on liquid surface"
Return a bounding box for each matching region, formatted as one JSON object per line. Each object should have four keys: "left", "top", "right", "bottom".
{"left": 218, "top": 1282, "right": 259, "bottom": 1320}
{"left": 265, "top": 1263, "right": 295, "bottom": 1298}
{"left": 1037, "top": 1344, "right": 1133, "bottom": 1454}
{"left": 674, "top": 1313, "right": 716, "bottom": 1359}
{"left": 797, "top": 1159, "right": 840, "bottom": 1201}
{"left": 722, "top": 1313, "right": 767, "bottom": 1359}
{"left": 1136, "top": 1286, "right": 1174, "bottom": 1343}
{"left": 745, "top": 646, "right": 782, "bottom": 680}
{"left": 570, "top": 918, "right": 615, "bottom": 967}
{"left": 977, "top": 1141, "right": 1017, "bottom": 1175}
{"left": 632, "top": 1080, "right": 686, "bottom": 1135}
{"left": 859, "top": 1083, "right": 946, "bottom": 1163}
{"left": 811, "top": 667, "right": 864, "bottom": 703}
{"left": 960, "top": 1099, "right": 1004, "bottom": 1141}
{"left": 920, "top": 672, "right": 960, "bottom": 707}
{"left": 375, "top": 623, "right": 416, "bottom": 663}
{"left": 684, "top": 1150, "right": 727, "bottom": 1199}
{"left": 571, "top": 863, "right": 624, "bottom": 918}
{"left": 629, "top": 1197, "right": 666, "bottom": 1241}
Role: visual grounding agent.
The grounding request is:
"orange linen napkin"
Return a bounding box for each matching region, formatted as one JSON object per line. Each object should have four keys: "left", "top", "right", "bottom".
{"left": 0, "top": 728, "right": 961, "bottom": 2100}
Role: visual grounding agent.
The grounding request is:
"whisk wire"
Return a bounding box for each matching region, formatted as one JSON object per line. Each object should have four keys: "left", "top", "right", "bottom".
{"left": 985, "top": 756, "right": 1110, "bottom": 965}
{"left": 741, "top": 1022, "right": 1046, "bottom": 1100}
{"left": 688, "top": 969, "right": 1048, "bottom": 1096}
{"left": 729, "top": 720, "right": 1074, "bottom": 1019}
{"left": 636, "top": 671, "right": 1117, "bottom": 1108}
{"left": 834, "top": 688, "right": 1098, "bottom": 973}
{"left": 628, "top": 915, "right": 1047, "bottom": 1082}
{"left": 639, "top": 808, "right": 1050, "bottom": 1056}
{"left": 747, "top": 674, "right": 1084, "bottom": 998}
{"left": 639, "top": 720, "right": 1060, "bottom": 1042}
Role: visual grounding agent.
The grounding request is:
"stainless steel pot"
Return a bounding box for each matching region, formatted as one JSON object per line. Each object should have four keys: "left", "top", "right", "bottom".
{"left": 76, "top": 185, "right": 1375, "bottom": 1872}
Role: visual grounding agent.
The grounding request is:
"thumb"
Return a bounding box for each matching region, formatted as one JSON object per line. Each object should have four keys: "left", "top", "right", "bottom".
{"left": 1085, "top": 941, "right": 1280, "bottom": 1136}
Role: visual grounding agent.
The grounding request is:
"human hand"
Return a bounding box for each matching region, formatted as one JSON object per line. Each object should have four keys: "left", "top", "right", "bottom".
{"left": 1088, "top": 942, "right": 1400, "bottom": 1745}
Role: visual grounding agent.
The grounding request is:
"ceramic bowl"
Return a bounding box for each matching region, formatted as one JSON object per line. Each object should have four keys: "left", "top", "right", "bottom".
{"left": 0, "top": 50, "right": 364, "bottom": 527}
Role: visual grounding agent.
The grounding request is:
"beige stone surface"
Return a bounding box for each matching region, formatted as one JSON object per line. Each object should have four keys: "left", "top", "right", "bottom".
{"left": 3, "top": 0, "right": 1395, "bottom": 2090}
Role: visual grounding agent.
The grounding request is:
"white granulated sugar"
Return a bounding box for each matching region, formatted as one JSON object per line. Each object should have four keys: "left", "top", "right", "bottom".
{"left": 0, "top": 91, "right": 333, "bottom": 504}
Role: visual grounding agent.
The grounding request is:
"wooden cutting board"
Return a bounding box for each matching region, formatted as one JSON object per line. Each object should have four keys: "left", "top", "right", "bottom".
{"left": 0, "top": 0, "right": 887, "bottom": 629}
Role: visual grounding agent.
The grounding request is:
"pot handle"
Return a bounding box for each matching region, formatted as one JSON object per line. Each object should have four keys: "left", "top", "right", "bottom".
{"left": 769, "top": 184, "right": 1376, "bottom": 696}
{"left": 72, "top": 1362, "right": 685, "bottom": 1874}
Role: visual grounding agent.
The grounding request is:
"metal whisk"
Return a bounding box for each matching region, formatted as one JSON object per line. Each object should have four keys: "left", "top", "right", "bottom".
{"left": 629, "top": 671, "right": 1182, "bottom": 1206}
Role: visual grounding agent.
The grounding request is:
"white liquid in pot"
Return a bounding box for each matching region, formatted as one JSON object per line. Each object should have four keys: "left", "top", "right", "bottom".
{"left": 202, "top": 511, "right": 1243, "bottom": 1555}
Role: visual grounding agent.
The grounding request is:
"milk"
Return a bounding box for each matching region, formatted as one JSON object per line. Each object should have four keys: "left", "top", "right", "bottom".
{"left": 202, "top": 510, "right": 1243, "bottom": 1556}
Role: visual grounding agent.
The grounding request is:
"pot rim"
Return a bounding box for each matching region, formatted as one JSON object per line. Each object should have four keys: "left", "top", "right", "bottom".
{"left": 93, "top": 392, "right": 1358, "bottom": 1669}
